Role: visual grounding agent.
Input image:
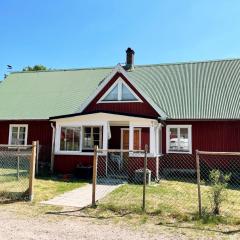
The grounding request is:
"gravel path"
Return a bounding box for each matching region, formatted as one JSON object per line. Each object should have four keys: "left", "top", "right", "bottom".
{"left": 0, "top": 210, "right": 183, "bottom": 240}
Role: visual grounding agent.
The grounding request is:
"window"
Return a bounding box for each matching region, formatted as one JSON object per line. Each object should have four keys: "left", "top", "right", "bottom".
{"left": 99, "top": 79, "right": 141, "bottom": 102}
{"left": 166, "top": 125, "right": 192, "bottom": 153}
{"left": 60, "top": 127, "right": 81, "bottom": 151}
{"left": 9, "top": 125, "right": 28, "bottom": 145}
{"left": 82, "top": 126, "right": 102, "bottom": 150}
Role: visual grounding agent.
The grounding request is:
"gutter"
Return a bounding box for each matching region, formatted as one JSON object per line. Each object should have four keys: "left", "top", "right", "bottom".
{"left": 50, "top": 123, "right": 56, "bottom": 173}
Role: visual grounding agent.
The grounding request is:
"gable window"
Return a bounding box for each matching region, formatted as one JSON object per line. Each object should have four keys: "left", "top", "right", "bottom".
{"left": 99, "top": 79, "right": 141, "bottom": 103}
{"left": 82, "top": 126, "right": 102, "bottom": 150}
{"left": 60, "top": 127, "right": 81, "bottom": 151}
{"left": 9, "top": 125, "right": 28, "bottom": 145}
{"left": 166, "top": 125, "right": 192, "bottom": 154}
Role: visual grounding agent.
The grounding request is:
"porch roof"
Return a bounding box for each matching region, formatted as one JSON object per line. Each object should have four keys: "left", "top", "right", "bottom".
{"left": 51, "top": 112, "right": 158, "bottom": 125}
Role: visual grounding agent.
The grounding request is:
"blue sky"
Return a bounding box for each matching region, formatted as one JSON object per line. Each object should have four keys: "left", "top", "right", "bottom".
{"left": 0, "top": 0, "right": 240, "bottom": 79}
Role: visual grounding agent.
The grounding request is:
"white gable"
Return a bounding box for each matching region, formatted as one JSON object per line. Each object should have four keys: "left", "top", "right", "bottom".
{"left": 98, "top": 77, "right": 142, "bottom": 103}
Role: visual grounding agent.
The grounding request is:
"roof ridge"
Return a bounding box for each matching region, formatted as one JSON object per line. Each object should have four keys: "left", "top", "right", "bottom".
{"left": 10, "top": 65, "right": 114, "bottom": 74}
{"left": 134, "top": 57, "right": 240, "bottom": 68}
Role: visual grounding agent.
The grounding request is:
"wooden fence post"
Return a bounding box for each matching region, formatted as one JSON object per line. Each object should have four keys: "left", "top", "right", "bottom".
{"left": 29, "top": 141, "right": 37, "bottom": 201}
{"left": 17, "top": 146, "right": 20, "bottom": 181}
{"left": 92, "top": 145, "right": 98, "bottom": 207}
{"left": 142, "top": 144, "right": 148, "bottom": 211}
{"left": 35, "top": 140, "right": 39, "bottom": 175}
{"left": 196, "top": 150, "right": 202, "bottom": 217}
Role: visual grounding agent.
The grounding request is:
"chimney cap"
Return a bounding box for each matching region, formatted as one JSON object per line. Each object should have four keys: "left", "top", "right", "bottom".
{"left": 126, "top": 47, "right": 135, "bottom": 54}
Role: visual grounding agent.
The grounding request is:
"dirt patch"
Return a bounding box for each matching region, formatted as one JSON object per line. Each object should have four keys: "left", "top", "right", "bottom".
{"left": 0, "top": 209, "right": 184, "bottom": 240}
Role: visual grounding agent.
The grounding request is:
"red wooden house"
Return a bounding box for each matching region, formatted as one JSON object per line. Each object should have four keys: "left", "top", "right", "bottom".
{"left": 1, "top": 48, "right": 240, "bottom": 177}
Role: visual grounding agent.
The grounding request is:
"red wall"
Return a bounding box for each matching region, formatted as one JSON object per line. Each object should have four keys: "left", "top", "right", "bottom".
{"left": 0, "top": 120, "right": 52, "bottom": 164}
{"left": 54, "top": 155, "right": 93, "bottom": 173}
{"left": 161, "top": 120, "right": 240, "bottom": 170}
{"left": 83, "top": 72, "right": 159, "bottom": 118}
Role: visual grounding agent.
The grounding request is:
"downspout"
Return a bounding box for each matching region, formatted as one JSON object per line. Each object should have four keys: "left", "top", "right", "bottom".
{"left": 50, "top": 122, "right": 56, "bottom": 173}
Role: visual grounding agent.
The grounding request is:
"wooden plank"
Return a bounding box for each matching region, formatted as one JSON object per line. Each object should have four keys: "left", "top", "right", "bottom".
{"left": 196, "top": 150, "right": 202, "bottom": 217}
{"left": 92, "top": 145, "right": 98, "bottom": 207}
{"left": 29, "top": 141, "right": 37, "bottom": 201}
{"left": 198, "top": 150, "right": 240, "bottom": 156}
{"left": 97, "top": 149, "right": 145, "bottom": 153}
{"left": 142, "top": 144, "right": 148, "bottom": 211}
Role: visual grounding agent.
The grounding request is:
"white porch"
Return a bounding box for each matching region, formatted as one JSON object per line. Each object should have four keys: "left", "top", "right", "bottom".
{"left": 53, "top": 112, "right": 162, "bottom": 157}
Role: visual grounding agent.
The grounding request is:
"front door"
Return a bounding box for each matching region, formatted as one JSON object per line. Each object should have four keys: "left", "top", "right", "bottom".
{"left": 121, "top": 128, "right": 141, "bottom": 150}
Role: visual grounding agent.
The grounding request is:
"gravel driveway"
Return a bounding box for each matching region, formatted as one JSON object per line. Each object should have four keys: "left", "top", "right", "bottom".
{"left": 0, "top": 210, "right": 184, "bottom": 240}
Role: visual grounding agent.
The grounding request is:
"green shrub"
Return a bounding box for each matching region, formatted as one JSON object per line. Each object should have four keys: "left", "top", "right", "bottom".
{"left": 208, "top": 169, "right": 231, "bottom": 215}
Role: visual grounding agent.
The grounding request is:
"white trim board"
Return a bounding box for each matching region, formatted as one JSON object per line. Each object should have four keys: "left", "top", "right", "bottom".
{"left": 76, "top": 64, "right": 168, "bottom": 120}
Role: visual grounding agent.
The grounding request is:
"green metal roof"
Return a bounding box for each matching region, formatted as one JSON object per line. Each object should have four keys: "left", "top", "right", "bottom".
{"left": 129, "top": 59, "right": 240, "bottom": 119}
{"left": 0, "top": 68, "right": 112, "bottom": 120}
{"left": 1, "top": 59, "right": 240, "bottom": 120}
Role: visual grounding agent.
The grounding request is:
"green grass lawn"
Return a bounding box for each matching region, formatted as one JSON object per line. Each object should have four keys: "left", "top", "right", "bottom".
{"left": 84, "top": 180, "right": 240, "bottom": 229}
{"left": 0, "top": 176, "right": 87, "bottom": 216}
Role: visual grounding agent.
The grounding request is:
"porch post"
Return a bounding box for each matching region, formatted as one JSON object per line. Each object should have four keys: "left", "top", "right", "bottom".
{"left": 129, "top": 124, "right": 134, "bottom": 151}
{"left": 103, "top": 122, "right": 108, "bottom": 150}
{"left": 149, "top": 126, "right": 156, "bottom": 154}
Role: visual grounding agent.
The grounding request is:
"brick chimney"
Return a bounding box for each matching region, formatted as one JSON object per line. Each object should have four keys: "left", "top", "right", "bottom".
{"left": 125, "top": 48, "right": 135, "bottom": 70}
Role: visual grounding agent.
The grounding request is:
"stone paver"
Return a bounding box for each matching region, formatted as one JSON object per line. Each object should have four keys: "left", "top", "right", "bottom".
{"left": 42, "top": 179, "right": 122, "bottom": 208}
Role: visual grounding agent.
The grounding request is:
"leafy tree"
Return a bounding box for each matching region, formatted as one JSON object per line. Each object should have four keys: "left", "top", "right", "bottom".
{"left": 208, "top": 169, "right": 231, "bottom": 215}
{"left": 22, "top": 65, "right": 48, "bottom": 71}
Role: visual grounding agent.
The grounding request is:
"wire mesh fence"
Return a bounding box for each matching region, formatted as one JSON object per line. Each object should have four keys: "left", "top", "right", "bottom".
{"left": 196, "top": 151, "right": 240, "bottom": 219}
{"left": 0, "top": 143, "right": 36, "bottom": 202}
{"left": 92, "top": 147, "right": 150, "bottom": 212}
{"left": 91, "top": 147, "right": 240, "bottom": 221}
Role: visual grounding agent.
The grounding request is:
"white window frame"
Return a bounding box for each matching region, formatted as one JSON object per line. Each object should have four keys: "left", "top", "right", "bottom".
{"left": 166, "top": 125, "right": 192, "bottom": 154}
{"left": 97, "top": 78, "right": 142, "bottom": 103}
{"left": 8, "top": 124, "right": 28, "bottom": 146}
{"left": 60, "top": 126, "right": 81, "bottom": 152}
{"left": 82, "top": 126, "right": 103, "bottom": 150}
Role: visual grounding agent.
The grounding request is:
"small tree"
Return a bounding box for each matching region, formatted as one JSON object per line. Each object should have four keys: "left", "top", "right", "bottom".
{"left": 22, "top": 65, "right": 48, "bottom": 71}
{"left": 208, "top": 169, "right": 231, "bottom": 215}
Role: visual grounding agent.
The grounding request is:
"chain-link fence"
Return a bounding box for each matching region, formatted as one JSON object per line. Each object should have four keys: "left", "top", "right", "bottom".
{"left": 91, "top": 147, "right": 240, "bottom": 221}
{"left": 196, "top": 150, "right": 240, "bottom": 219}
{"left": 92, "top": 147, "right": 152, "bottom": 212}
{"left": 0, "top": 143, "right": 36, "bottom": 202}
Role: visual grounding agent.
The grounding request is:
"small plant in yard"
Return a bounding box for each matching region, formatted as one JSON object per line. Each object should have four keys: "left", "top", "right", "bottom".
{"left": 208, "top": 169, "right": 231, "bottom": 215}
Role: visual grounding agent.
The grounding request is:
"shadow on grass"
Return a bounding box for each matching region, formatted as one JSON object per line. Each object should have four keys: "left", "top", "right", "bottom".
{"left": 46, "top": 206, "right": 240, "bottom": 236}
{"left": 46, "top": 205, "right": 134, "bottom": 220}
{"left": 157, "top": 222, "right": 240, "bottom": 235}
{"left": 36, "top": 175, "right": 90, "bottom": 184}
{"left": 0, "top": 191, "right": 29, "bottom": 204}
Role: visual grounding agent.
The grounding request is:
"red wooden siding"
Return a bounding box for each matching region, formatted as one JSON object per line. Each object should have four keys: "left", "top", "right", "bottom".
{"left": 54, "top": 155, "right": 93, "bottom": 173}
{"left": 161, "top": 120, "right": 240, "bottom": 170}
{"left": 83, "top": 72, "right": 159, "bottom": 118}
{"left": 54, "top": 154, "right": 158, "bottom": 178}
{"left": 0, "top": 120, "right": 52, "bottom": 164}
{"left": 141, "top": 127, "right": 150, "bottom": 150}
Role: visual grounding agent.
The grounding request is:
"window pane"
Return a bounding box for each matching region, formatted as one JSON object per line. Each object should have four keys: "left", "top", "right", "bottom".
{"left": 60, "top": 127, "right": 66, "bottom": 151}
{"left": 11, "top": 132, "right": 18, "bottom": 145}
{"left": 122, "top": 84, "right": 137, "bottom": 101}
{"left": 180, "top": 128, "right": 189, "bottom": 152}
{"left": 169, "top": 128, "right": 178, "bottom": 151}
{"left": 83, "top": 127, "right": 93, "bottom": 149}
{"left": 60, "top": 127, "right": 80, "bottom": 151}
{"left": 12, "top": 127, "right": 18, "bottom": 133}
{"left": 102, "top": 84, "right": 118, "bottom": 101}
{"left": 82, "top": 126, "right": 102, "bottom": 149}
{"left": 19, "top": 127, "right": 26, "bottom": 134}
